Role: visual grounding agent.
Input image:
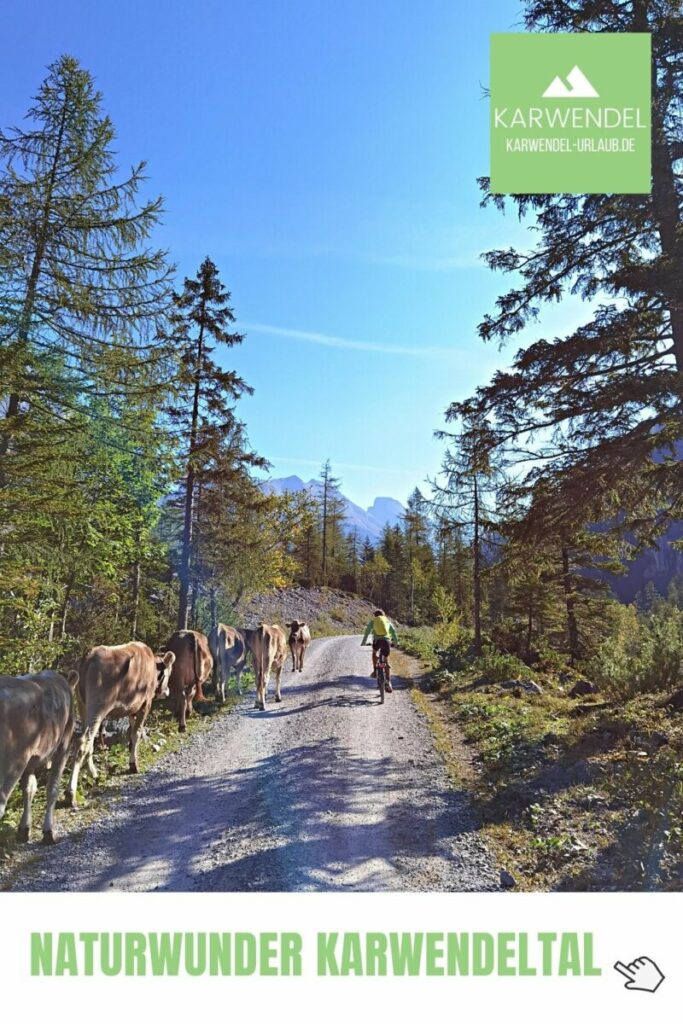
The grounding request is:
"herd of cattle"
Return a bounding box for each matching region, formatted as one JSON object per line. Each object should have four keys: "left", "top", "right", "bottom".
{"left": 0, "top": 619, "right": 312, "bottom": 846}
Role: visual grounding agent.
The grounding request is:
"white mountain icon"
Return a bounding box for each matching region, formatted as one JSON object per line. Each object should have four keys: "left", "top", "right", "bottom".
{"left": 543, "top": 65, "right": 599, "bottom": 98}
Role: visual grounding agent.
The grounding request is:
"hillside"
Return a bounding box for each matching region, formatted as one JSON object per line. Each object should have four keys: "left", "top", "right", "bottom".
{"left": 243, "top": 586, "right": 385, "bottom": 635}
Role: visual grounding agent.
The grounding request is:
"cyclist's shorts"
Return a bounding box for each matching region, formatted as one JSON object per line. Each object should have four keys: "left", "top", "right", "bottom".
{"left": 372, "top": 637, "right": 391, "bottom": 657}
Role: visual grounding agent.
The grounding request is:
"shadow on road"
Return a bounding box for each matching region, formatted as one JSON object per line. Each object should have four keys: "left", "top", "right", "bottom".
{"left": 37, "top": 727, "right": 486, "bottom": 892}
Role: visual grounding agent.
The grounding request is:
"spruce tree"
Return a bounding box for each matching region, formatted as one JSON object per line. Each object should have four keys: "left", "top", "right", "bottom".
{"left": 163, "top": 257, "right": 255, "bottom": 628}
{"left": 434, "top": 415, "right": 505, "bottom": 653}
{"left": 454, "top": 0, "right": 682, "bottom": 543}
{"left": 318, "top": 459, "right": 345, "bottom": 586}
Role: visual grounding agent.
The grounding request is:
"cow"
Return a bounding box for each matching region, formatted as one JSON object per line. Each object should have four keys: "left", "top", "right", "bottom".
{"left": 286, "top": 620, "right": 311, "bottom": 672}
{"left": 208, "top": 623, "right": 248, "bottom": 701}
{"left": 66, "top": 643, "right": 175, "bottom": 807}
{"left": 245, "top": 624, "right": 287, "bottom": 711}
{"left": 0, "top": 669, "right": 79, "bottom": 844}
{"left": 166, "top": 629, "right": 213, "bottom": 732}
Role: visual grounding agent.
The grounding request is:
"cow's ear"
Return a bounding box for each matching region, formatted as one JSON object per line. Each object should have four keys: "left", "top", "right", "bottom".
{"left": 162, "top": 651, "right": 176, "bottom": 669}
{"left": 67, "top": 670, "right": 79, "bottom": 690}
{"left": 285, "top": 622, "right": 292, "bottom": 629}
{"left": 301, "top": 622, "right": 307, "bottom": 629}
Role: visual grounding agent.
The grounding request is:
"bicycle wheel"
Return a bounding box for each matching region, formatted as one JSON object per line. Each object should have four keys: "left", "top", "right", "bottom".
{"left": 377, "top": 663, "right": 385, "bottom": 703}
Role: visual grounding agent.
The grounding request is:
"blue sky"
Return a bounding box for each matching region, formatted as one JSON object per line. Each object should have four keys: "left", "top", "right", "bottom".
{"left": 2, "top": 0, "right": 582, "bottom": 508}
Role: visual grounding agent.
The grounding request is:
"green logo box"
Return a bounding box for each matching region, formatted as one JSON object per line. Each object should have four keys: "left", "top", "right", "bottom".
{"left": 490, "top": 32, "right": 651, "bottom": 194}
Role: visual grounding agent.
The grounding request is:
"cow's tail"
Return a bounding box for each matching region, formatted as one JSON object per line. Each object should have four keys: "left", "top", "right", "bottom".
{"left": 208, "top": 626, "right": 218, "bottom": 686}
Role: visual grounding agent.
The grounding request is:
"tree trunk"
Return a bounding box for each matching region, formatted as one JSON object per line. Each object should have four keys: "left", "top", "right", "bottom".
{"left": 178, "top": 309, "right": 206, "bottom": 629}
{"left": 131, "top": 557, "right": 142, "bottom": 641}
{"left": 472, "top": 474, "right": 482, "bottom": 655}
{"left": 562, "top": 544, "right": 580, "bottom": 664}
{"left": 59, "top": 569, "right": 77, "bottom": 640}
{"left": 321, "top": 477, "right": 328, "bottom": 586}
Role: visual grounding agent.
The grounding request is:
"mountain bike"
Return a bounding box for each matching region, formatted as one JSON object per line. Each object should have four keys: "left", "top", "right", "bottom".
{"left": 376, "top": 649, "right": 388, "bottom": 704}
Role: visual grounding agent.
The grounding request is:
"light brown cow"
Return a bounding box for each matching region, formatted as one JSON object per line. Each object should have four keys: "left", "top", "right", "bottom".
{"left": 67, "top": 642, "right": 175, "bottom": 806}
{"left": 208, "top": 623, "right": 248, "bottom": 701}
{"left": 286, "top": 620, "right": 311, "bottom": 672}
{"left": 245, "top": 624, "right": 287, "bottom": 711}
{"left": 166, "top": 629, "right": 213, "bottom": 732}
{"left": 0, "top": 669, "right": 79, "bottom": 843}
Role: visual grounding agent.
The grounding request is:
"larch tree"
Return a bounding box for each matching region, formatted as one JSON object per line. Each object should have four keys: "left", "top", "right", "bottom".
{"left": 0, "top": 55, "right": 170, "bottom": 461}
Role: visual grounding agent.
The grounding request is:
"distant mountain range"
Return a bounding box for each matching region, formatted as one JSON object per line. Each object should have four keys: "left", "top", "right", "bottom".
{"left": 263, "top": 475, "right": 404, "bottom": 543}
{"left": 263, "top": 477, "right": 683, "bottom": 601}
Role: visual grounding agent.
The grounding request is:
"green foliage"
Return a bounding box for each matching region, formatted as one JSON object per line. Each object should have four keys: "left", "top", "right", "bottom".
{"left": 587, "top": 599, "right": 683, "bottom": 697}
{"left": 473, "top": 646, "right": 536, "bottom": 684}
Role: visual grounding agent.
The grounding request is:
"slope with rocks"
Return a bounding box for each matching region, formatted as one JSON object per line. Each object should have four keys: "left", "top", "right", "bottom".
{"left": 242, "top": 586, "right": 385, "bottom": 634}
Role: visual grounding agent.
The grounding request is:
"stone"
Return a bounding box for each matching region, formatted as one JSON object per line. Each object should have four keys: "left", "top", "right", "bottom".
{"left": 569, "top": 678, "right": 598, "bottom": 697}
{"left": 500, "top": 679, "right": 543, "bottom": 696}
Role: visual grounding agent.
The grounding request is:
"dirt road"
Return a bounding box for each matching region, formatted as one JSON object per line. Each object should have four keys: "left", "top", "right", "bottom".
{"left": 8, "top": 636, "right": 500, "bottom": 892}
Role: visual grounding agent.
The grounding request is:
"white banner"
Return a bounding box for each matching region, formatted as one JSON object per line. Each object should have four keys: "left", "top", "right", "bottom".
{"left": 0, "top": 893, "right": 677, "bottom": 1023}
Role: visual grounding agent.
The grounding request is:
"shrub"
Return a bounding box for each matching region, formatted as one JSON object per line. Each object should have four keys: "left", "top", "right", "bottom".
{"left": 586, "top": 600, "right": 683, "bottom": 697}
{"left": 473, "top": 645, "right": 535, "bottom": 684}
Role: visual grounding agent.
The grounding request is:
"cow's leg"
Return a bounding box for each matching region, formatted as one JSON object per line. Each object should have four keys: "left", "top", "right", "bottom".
{"left": 67, "top": 718, "right": 101, "bottom": 807}
{"left": 177, "top": 687, "right": 188, "bottom": 732}
{"left": 254, "top": 666, "right": 265, "bottom": 711}
{"left": 234, "top": 667, "right": 243, "bottom": 696}
{"left": 128, "top": 707, "right": 147, "bottom": 773}
{"left": 87, "top": 728, "right": 100, "bottom": 780}
{"left": 290, "top": 644, "right": 296, "bottom": 672}
{"left": 212, "top": 653, "right": 221, "bottom": 698}
{"left": 17, "top": 770, "right": 37, "bottom": 842}
{"left": 274, "top": 662, "right": 284, "bottom": 703}
{"left": 0, "top": 758, "right": 26, "bottom": 822}
{"left": 42, "top": 745, "right": 70, "bottom": 844}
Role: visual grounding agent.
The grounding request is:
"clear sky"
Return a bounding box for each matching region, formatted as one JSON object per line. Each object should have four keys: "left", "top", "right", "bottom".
{"left": 2, "top": 0, "right": 582, "bottom": 509}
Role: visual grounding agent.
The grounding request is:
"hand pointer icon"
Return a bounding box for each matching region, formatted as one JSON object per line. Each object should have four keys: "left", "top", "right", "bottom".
{"left": 614, "top": 957, "right": 664, "bottom": 993}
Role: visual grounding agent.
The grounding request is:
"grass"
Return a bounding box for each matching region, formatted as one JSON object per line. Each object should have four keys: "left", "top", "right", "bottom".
{"left": 0, "top": 678, "right": 246, "bottom": 882}
{"left": 403, "top": 626, "right": 683, "bottom": 891}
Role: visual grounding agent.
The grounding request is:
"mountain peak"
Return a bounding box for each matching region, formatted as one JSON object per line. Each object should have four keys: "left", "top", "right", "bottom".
{"left": 263, "top": 476, "right": 404, "bottom": 543}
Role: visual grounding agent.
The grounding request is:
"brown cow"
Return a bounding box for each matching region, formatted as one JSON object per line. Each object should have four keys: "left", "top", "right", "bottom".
{"left": 166, "top": 629, "right": 213, "bottom": 732}
{"left": 67, "top": 642, "right": 175, "bottom": 806}
{"left": 0, "top": 669, "right": 79, "bottom": 843}
{"left": 245, "top": 624, "right": 287, "bottom": 711}
{"left": 208, "top": 623, "right": 248, "bottom": 701}
{"left": 287, "top": 620, "right": 311, "bottom": 672}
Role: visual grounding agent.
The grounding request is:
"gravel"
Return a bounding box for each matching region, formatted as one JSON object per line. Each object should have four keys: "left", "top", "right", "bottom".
{"left": 7, "top": 636, "right": 500, "bottom": 892}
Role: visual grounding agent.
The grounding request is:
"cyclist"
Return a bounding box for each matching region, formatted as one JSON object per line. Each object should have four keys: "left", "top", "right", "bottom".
{"left": 361, "top": 609, "right": 399, "bottom": 691}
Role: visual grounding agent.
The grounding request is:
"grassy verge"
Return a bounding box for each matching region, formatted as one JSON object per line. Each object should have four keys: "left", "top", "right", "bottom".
{"left": 0, "top": 680, "right": 246, "bottom": 881}
{"left": 402, "top": 627, "right": 683, "bottom": 891}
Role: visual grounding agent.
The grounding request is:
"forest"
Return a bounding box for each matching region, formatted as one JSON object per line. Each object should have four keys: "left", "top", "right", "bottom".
{"left": 1, "top": 0, "right": 682, "bottom": 720}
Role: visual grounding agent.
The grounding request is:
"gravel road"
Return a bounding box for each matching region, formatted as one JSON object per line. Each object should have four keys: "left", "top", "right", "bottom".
{"left": 8, "top": 636, "right": 500, "bottom": 892}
